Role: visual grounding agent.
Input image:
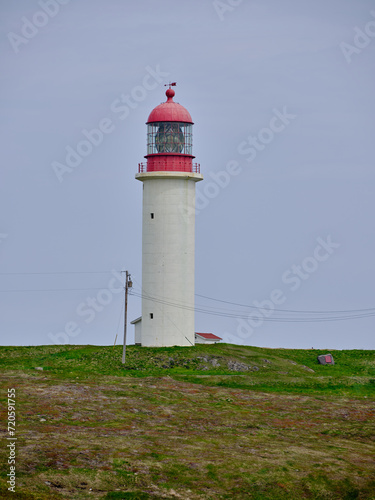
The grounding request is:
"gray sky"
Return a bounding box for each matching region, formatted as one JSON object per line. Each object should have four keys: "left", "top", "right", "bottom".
{"left": 1, "top": 0, "right": 374, "bottom": 349}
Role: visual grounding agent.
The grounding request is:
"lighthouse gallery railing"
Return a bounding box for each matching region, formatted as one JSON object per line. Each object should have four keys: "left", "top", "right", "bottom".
{"left": 138, "top": 163, "right": 200, "bottom": 173}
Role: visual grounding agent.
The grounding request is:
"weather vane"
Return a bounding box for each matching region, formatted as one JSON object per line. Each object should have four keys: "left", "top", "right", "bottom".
{"left": 164, "top": 82, "right": 177, "bottom": 88}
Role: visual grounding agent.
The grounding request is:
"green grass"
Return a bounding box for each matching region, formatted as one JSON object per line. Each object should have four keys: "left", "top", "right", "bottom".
{"left": 0, "top": 344, "right": 374, "bottom": 499}
{"left": 1, "top": 343, "right": 374, "bottom": 396}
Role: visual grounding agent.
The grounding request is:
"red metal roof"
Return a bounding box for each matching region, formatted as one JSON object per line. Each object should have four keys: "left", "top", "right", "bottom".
{"left": 195, "top": 333, "right": 222, "bottom": 340}
{"left": 147, "top": 88, "right": 193, "bottom": 124}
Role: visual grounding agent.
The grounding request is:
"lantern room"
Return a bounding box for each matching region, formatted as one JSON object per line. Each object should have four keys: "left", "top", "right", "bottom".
{"left": 138, "top": 87, "right": 200, "bottom": 173}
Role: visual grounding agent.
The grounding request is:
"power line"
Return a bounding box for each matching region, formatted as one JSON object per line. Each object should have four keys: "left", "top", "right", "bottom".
{"left": 131, "top": 288, "right": 375, "bottom": 318}
{"left": 0, "top": 271, "right": 121, "bottom": 276}
{"left": 130, "top": 291, "right": 375, "bottom": 323}
{"left": 0, "top": 273, "right": 374, "bottom": 320}
{"left": 196, "top": 293, "right": 375, "bottom": 314}
{"left": 0, "top": 288, "right": 113, "bottom": 292}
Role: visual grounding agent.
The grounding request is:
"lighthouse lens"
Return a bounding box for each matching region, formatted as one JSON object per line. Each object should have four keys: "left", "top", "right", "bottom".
{"left": 155, "top": 123, "right": 184, "bottom": 153}
{"left": 147, "top": 122, "right": 192, "bottom": 155}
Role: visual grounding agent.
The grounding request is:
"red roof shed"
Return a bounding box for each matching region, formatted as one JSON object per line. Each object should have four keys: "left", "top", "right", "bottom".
{"left": 195, "top": 333, "right": 222, "bottom": 344}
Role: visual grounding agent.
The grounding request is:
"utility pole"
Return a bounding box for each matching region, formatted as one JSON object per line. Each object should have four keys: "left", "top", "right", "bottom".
{"left": 122, "top": 270, "right": 132, "bottom": 364}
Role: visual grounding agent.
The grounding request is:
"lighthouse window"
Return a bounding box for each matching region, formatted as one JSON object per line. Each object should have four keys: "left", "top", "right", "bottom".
{"left": 150, "top": 313, "right": 153, "bottom": 319}
{"left": 147, "top": 122, "right": 192, "bottom": 155}
{"left": 150, "top": 213, "right": 154, "bottom": 219}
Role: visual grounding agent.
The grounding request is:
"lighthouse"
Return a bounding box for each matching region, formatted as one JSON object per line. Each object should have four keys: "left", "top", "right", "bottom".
{"left": 133, "top": 85, "right": 203, "bottom": 347}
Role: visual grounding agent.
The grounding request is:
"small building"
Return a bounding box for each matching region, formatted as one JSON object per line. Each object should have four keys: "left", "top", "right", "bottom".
{"left": 195, "top": 332, "right": 222, "bottom": 344}
{"left": 131, "top": 317, "right": 142, "bottom": 345}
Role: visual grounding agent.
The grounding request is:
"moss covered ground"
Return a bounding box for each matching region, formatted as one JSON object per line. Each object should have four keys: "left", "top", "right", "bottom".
{"left": 0, "top": 344, "right": 374, "bottom": 499}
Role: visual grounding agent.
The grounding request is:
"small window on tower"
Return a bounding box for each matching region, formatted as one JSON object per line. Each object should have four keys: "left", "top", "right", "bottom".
{"left": 150, "top": 313, "right": 153, "bottom": 319}
{"left": 150, "top": 213, "right": 154, "bottom": 219}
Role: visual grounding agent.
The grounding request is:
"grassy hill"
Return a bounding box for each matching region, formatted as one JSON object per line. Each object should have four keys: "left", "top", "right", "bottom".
{"left": 0, "top": 344, "right": 374, "bottom": 499}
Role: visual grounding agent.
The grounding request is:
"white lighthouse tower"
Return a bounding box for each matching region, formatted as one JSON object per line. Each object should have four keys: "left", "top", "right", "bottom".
{"left": 133, "top": 85, "right": 203, "bottom": 347}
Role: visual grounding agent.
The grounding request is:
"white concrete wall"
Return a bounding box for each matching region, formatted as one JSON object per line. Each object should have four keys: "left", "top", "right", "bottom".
{"left": 195, "top": 337, "right": 218, "bottom": 344}
{"left": 134, "top": 320, "right": 142, "bottom": 345}
{"left": 136, "top": 172, "right": 203, "bottom": 347}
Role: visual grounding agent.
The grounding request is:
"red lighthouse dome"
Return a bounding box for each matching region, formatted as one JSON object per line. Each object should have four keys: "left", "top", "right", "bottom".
{"left": 146, "top": 88, "right": 193, "bottom": 124}
{"left": 140, "top": 87, "right": 199, "bottom": 173}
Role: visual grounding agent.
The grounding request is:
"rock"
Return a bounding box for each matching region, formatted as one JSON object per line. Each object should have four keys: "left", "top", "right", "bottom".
{"left": 262, "top": 359, "right": 271, "bottom": 364}
{"left": 35, "top": 367, "right": 43, "bottom": 371}
{"left": 317, "top": 354, "right": 335, "bottom": 365}
{"left": 302, "top": 365, "right": 315, "bottom": 373}
{"left": 227, "top": 361, "right": 249, "bottom": 372}
{"left": 210, "top": 358, "right": 220, "bottom": 367}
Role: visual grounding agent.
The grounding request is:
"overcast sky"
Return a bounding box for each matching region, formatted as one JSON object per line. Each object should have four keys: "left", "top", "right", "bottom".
{"left": 1, "top": 0, "right": 374, "bottom": 349}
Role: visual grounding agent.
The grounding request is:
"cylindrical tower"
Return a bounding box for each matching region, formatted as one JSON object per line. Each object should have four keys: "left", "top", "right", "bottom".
{"left": 135, "top": 86, "right": 203, "bottom": 347}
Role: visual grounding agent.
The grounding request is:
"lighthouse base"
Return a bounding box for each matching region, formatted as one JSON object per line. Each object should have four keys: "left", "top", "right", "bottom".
{"left": 132, "top": 315, "right": 194, "bottom": 347}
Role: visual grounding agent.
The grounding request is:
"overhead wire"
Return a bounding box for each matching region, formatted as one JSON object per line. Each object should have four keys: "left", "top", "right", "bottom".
{"left": 129, "top": 280, "right": 375, "bottom": 319}
{"left": 0, "top": 288, "right": 113, "bottom": 292}
{"left": 0, "top": 271, "right": 374, "bottom": 322}
{"left": 195, "top": 293, "right": 375, "bottom": 314}
{"left": 0, "top": 270, "right": 124, "bottom": 292}
{"left": 0, "top": 271, "right": 121, "bottom": 276}
{"left": 130, "top": 290, "right": 375, "bottom": 323}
